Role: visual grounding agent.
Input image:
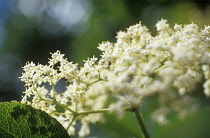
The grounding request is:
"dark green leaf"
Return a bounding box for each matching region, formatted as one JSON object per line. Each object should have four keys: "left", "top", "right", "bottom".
{"left": 0, "top": 101, "right": 70, "bottom": 138}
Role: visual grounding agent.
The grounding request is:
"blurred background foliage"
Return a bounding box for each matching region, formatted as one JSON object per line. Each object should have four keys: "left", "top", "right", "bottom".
{"left": 0, "top": 0, "right": 210, "bottom": 137}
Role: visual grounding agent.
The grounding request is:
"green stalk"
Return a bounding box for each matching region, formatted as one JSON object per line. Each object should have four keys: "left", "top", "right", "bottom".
{"left": 133, "top": 108, "right": 150, "bottom": 138}
{"left": 77, "top": 108, "right": 109, "bottom": 115}
{"left": 76, "top": 107, "right": 133, "bottom": 116}
{"left": 67, "top": 115, "right": 77, "bottom": 131}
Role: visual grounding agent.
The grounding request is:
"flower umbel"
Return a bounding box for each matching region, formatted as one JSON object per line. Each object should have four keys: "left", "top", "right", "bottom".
{"left": 20, "top": 19, "right": 210, "bottom": 137}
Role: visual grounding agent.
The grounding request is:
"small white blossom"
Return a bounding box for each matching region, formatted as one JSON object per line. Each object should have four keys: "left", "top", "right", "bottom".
{"left": 156, "top": 19, "right": 169, "bottom": 31}
{"left": 204, "top": 80, "right": 210, "bottom": 97}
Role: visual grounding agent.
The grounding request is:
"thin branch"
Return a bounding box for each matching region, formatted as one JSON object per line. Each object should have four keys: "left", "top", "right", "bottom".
{"left": 133, "top": 108, "right": 150, "bottom": 138}
{"left": 67, "top": 115, "right": 77, "bottom": 131}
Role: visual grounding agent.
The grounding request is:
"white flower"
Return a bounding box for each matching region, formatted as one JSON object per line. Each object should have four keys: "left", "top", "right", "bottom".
{"left": 152, "top": 107, "right": 168, "bottom": 125}
{"left": 20, "top": 19, "right": 210, "bottom": 137}
{"left": 156, "top": 19, "right": 169, "bottom": 31}
{"left": 204, "top": 80, "right": 210, "bottom": 97}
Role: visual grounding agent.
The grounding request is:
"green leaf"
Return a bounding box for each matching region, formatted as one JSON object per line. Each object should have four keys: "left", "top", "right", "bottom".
{"left": 0, "top": 101, "right": 71, "bottom": 138}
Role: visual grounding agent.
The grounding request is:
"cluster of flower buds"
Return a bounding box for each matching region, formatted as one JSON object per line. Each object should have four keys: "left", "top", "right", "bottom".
{"left": 20, "top": 19, "right": 210, "bottom": 136}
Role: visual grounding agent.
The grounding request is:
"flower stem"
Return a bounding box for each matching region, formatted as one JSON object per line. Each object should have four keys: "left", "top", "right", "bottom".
{"left": 133, "top": 108, "right": 150, "bottom": 138}
{"left": 67, "top": 115, "right": 77, "bottom": 131}
{"left": 77, "top": 108, "right": 109, "bottom": 115}
{"left": 76, "top": 107, "right": 133, "bottom": 116}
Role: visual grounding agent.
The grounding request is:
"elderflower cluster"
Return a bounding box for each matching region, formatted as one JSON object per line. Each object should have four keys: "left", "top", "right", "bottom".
{"left": 20, "top": 19, "right": 210, "bottom": 136}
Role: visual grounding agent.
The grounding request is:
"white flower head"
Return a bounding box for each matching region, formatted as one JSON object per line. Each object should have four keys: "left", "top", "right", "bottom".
{"left": 20, "top": 19, "right": 210, "bottom": 137}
